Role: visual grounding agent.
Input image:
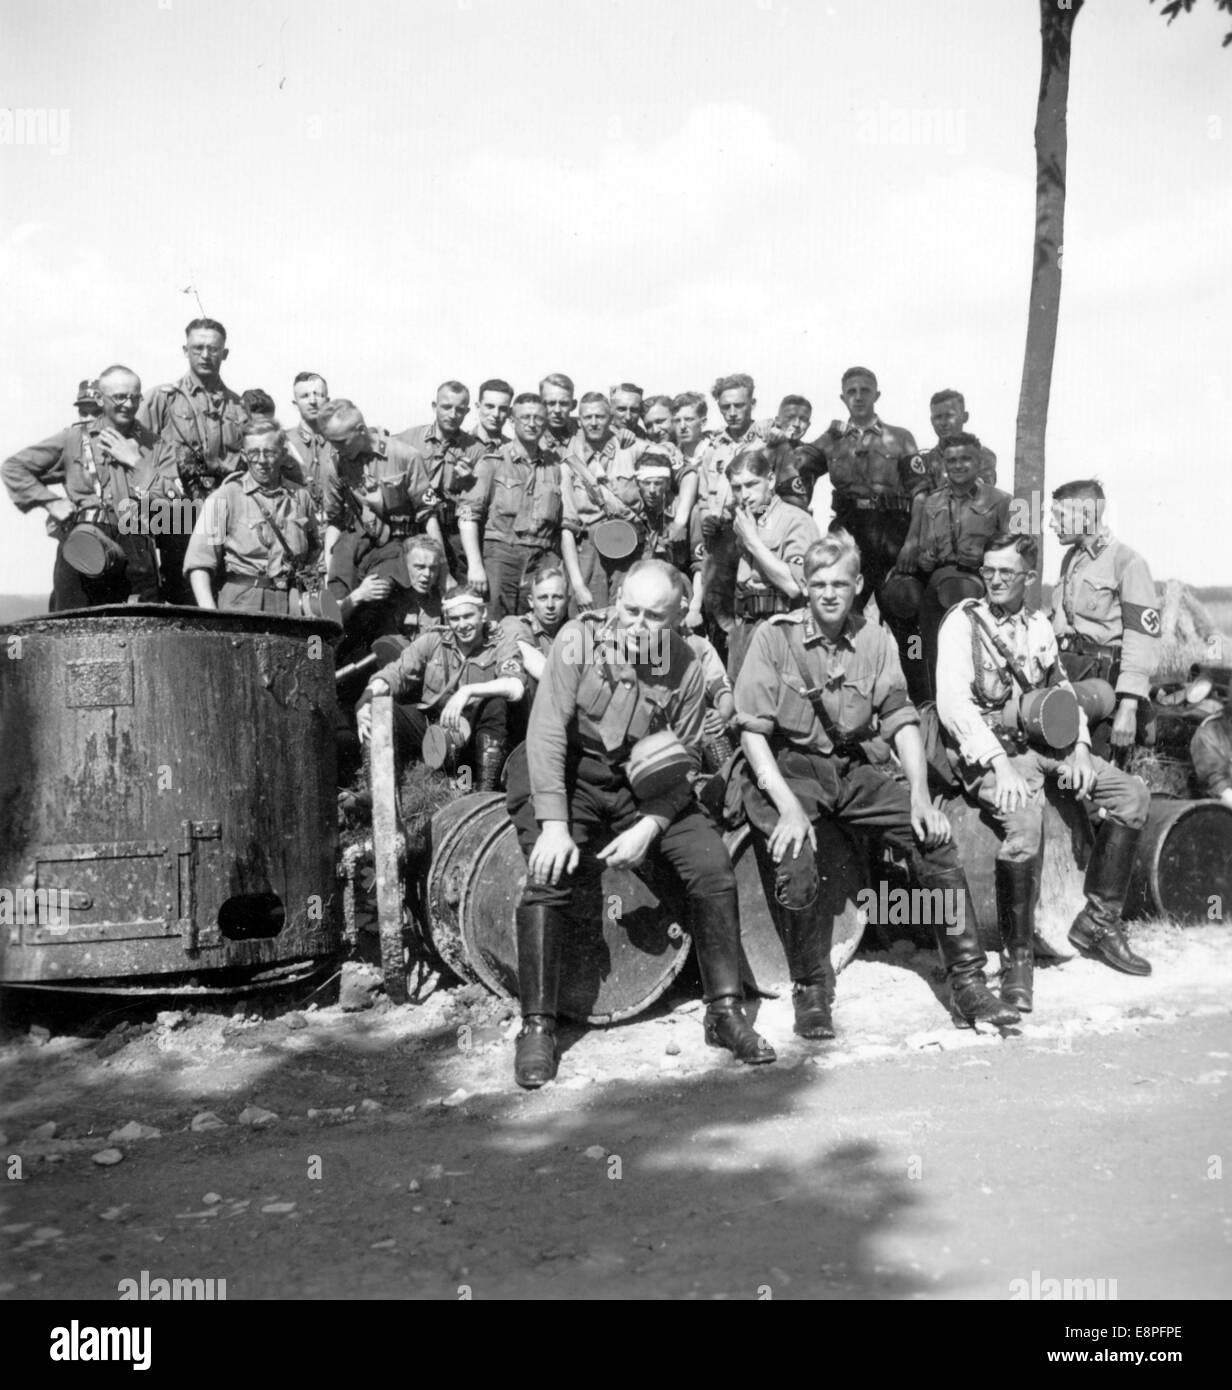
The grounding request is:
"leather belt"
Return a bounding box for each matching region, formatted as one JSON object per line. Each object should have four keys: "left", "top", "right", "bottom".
{"left": 839, "top": 495, "right": 911, "bottom": 514}
{"left": 224, "top": 571, "right": 291, "bottom": 591}
{"left": 1060, "top": 634, "right": 1120, "bottom": 659}
{"left": 735, "top": 591, "right": 793, "bottom": 619}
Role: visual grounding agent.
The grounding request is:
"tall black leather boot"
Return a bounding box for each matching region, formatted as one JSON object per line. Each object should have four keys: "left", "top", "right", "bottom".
{"left": 475, "top": 731, "right": 507, "bottom": 793}
{"left": 691, "top": 891, "right": 776, "bottom": 1065}
{"left": 777, "top": 904, "right": 835, "bottom": 1040}
{"left": 1068, "top": 821, "right": 1151, "bottom": 976}
{"left": 927, "top": 869, "right": 1021, "bottom": 1028}
{"left": 996, "top": 858, "right": 1038, "bottom": 1013}
{"left": 513, "top": 904, "right": 566, "bottom": 1088}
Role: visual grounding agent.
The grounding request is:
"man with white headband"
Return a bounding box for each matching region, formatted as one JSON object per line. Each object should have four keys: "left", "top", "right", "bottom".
{"left": 358, "top": 584, "right": 523, "bottom": 791}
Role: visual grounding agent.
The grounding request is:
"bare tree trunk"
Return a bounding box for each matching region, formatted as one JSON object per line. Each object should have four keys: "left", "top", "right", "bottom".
{"left": 1016, "top": 0, "right": 1083, "bottom": 596}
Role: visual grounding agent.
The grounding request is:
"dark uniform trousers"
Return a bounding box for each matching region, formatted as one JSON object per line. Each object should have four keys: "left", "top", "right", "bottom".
{"left": 483, "top": 539, "right": 560, "bottom": 623}
{"left": 505, "top": 743, "right": 734, "bottom": 912}
{"left": 741, "top": 744, "right": 960, "bottom": 910}
{"left": 51, "top": 524, "right": 160, "bottom": 611}
{"left": 392, "top": 695, "right": 508, "bottom": 766}
{"left": 835, "top": 504, "right": 928, "bottom": 705}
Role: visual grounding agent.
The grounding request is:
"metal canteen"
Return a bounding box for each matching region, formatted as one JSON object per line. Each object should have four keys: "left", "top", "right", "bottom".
{"left": 61, "top": 521, "right": 127, "bottom": 578}
{"left": 592, "top": 518, "right": 639, "bottom": 561}
{"left": 1018, "top": 685, "right": 1081, "bottom": 750}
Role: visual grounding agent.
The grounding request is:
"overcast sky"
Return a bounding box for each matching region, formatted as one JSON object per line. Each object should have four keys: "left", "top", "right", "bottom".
{"left": 1, "top": 0, "right": 1229, "bottom": 591}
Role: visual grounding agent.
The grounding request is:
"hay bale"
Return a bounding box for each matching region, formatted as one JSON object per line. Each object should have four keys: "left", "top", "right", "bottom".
{"left": 1155, "top": 579, "right": 1225, "bottom": 680}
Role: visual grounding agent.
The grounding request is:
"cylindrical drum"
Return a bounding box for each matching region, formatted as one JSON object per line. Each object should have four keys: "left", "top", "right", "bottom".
{"left": 0, "top": 605, "right": 342, "bottom": 989}
{"left": 422, "top": 793, "right": 691, "bottom": 1024}
{"left": 723, "top": 819, "right": 867, "bottom": 996}
{"left": 1125, "top": 797, "right": 1232, "bottom": 923}
{"left": 940, "top": 787, "right": 1092, "bottom": 950}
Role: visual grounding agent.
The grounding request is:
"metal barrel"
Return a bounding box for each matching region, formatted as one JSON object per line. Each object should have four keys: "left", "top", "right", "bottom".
{"left": 939, "top": 787, "right": 1092, "bottom": 951}
{"left": 0, "top": 605, "right": 342, "bottom": 991}
{"left": 421, "top": 793, "right": 691, "bottom": 1024}
{"left": 1125, "top": 796, "right": 1232, "bottom": 923}
{"left": 723, "top": 819, "right": 867, "bottom": 996}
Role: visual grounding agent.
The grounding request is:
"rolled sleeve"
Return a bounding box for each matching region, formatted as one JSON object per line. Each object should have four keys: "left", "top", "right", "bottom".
{"left": 733, "top": 623, "right": 786, "bottom": 735}
{"left": 528, "top": 618, "right": 585, "bottom": 821}
{"left": 2, "top": 432, "right": 70, "bottom": 512}
{"left": 373, "top": 635, "right": 431, "bottom": 703}
{"left": 183, "top": 489, "right": 229, "bottom": 574}
{"left": 1117, "top": 554, "right": 1161, "bottom": 699}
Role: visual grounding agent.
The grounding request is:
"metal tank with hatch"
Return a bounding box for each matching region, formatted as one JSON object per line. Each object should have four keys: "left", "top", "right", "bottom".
{"left": 0, "top": 605, "right": 341, "bottom": 994}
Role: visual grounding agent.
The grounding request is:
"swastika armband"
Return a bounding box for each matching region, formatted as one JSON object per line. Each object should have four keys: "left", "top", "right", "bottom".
{"left": 1123, "top": 602, "right": 1161, "bottom": 636}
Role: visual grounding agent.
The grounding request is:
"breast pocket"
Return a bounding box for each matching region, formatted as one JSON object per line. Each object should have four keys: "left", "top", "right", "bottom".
{"left": 577, "top": 670, "right": 614, "bottom": 721}
{"left": 836, "top": 672, "right": 876, "bottom": 736}
{"left": 625, "top": 689, "right": 669, "bottom": 743}
{"left": 492, "top": 475, "right": 522, "bottom": 525}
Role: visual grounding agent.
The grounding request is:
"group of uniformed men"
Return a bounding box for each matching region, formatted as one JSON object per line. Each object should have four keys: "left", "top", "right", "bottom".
{"left": 5, "top": 317, "right": 1208, "bottom": 1089}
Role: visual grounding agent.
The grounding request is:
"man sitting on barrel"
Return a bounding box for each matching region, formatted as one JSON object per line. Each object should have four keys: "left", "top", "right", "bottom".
{"left": 936, "top": 531, "right": 1152, "bottom": 1013}
{"left": 357, "top": 585, "right": 521, "bottom": 792}
{"left": 732, "top": 529, "right": 1018, "bottom": 1038}
{"left": 505, "top": 558, "right": 776, "bottom": 1089}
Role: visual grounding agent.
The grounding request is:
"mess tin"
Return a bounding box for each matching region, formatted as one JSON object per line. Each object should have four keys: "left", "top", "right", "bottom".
{"left": 61, "top": 521, "right": 127, "bottom": 578}
{"left": 1013, "top": 686, "right": 1080, "bottom": 751}
{"left": 878, "top": 572, "right": 925, "bottom": 621}
{"left": 423, "top": 719, "right": 471, "bottom": 771}
{"left": 929, "top": 565, "right": 984, "bottom": 610}
{"left": 592, "top": 518, "right": 639, "bottom": 561}
{"left": 625, "top": 729, "right": 693, "bottom": 802}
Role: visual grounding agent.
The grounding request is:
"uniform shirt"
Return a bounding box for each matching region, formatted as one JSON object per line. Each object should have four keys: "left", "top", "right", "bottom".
{"left": 808, "top": 416, "right": 927, "bottom": 508}
{"left": 138, "top": 374, "right": 250, "bottom": 491}
{"left": 321, "top": 431, "right": 430, "bottom": 538}
{"left": 734, "top": 610, "right": 918, "bottom": 752}
{"left": 734, "top": 496, "right": 819, "bottom": 602}
{"left": 283, "top": 424, "right": 336, "bottom": 516}
{"left": 540, "top": 420, "right": 579, "bottom": 458}
{"left": 3, "top": 420, "right": 158, "bottom": 516}
{"left": 686, "top": 633, "right": 732, "bottom": 706}
{"left": 528, "top": 611, "right": 705, "bottom": 824}
{"left": 559, "top": 433, "right": 641, "bottom": 534}
{"left": 372, "top": 623, "right": 501, "bottom": 712}
{"left": 394, "top": 421, "right": 486, "bottom": 531}
{"left": 635, "top": 504, "right": 691, "bottom": 571}
{"left": 184, "top": 471, "right": 316, "bottom": 582}
{"left": 936, "top": 598, "right": 1089, "bottom": 768}
{"left": 494, "top": 611, "right": 559, "bottom": 690}
{"left": 1190, "top": 712, "right": 1232, "bottom": 799}
{"left": 473, "top": 422, "right": 504, "bottom": 452}
{"left": 916, "top": 480, "right": 1012, "bottom": 573}
{"left": 1049, "top": 531, "right": 1160, "bottom": 700}
{"left": 467, "top": 439, "right": 563, "bottom": 548}
{"left": 923, "top": 441, "right": 997, "bottom": 489}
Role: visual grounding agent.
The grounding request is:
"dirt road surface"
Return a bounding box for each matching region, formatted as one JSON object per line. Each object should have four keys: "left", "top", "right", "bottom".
{"left": 2, "top": 919, "right": 1229, "bottom": 1301}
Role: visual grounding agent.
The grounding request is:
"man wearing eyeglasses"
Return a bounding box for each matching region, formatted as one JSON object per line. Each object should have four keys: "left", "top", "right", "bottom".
{"left": 4, "top": 365, "right": 161, "bottom": 609}
{"left": 140, "top": 318, "right": 251, "bottom": 604}
{"left": 936, "top": 532, "right": 1152, "bottom": 1015}
{"left": 183, "top": 420, "right": 317, "bottom": 614}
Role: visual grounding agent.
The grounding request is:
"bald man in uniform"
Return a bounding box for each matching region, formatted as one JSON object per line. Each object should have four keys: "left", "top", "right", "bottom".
{"left": 506, "top": 559, "right": 776, "bottom": 1087}
{"left": 4, "top": 365, "right": 160, "bottom": 608}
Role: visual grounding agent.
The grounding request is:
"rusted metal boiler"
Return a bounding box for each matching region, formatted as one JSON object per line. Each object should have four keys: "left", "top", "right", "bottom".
{"left": 0, "top": 605, "right": 342, "bottom": 994}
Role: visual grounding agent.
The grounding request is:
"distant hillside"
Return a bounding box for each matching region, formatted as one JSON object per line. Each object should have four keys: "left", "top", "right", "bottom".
{"left": 0, "top": 595, "right": 48, "bottom": 623}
